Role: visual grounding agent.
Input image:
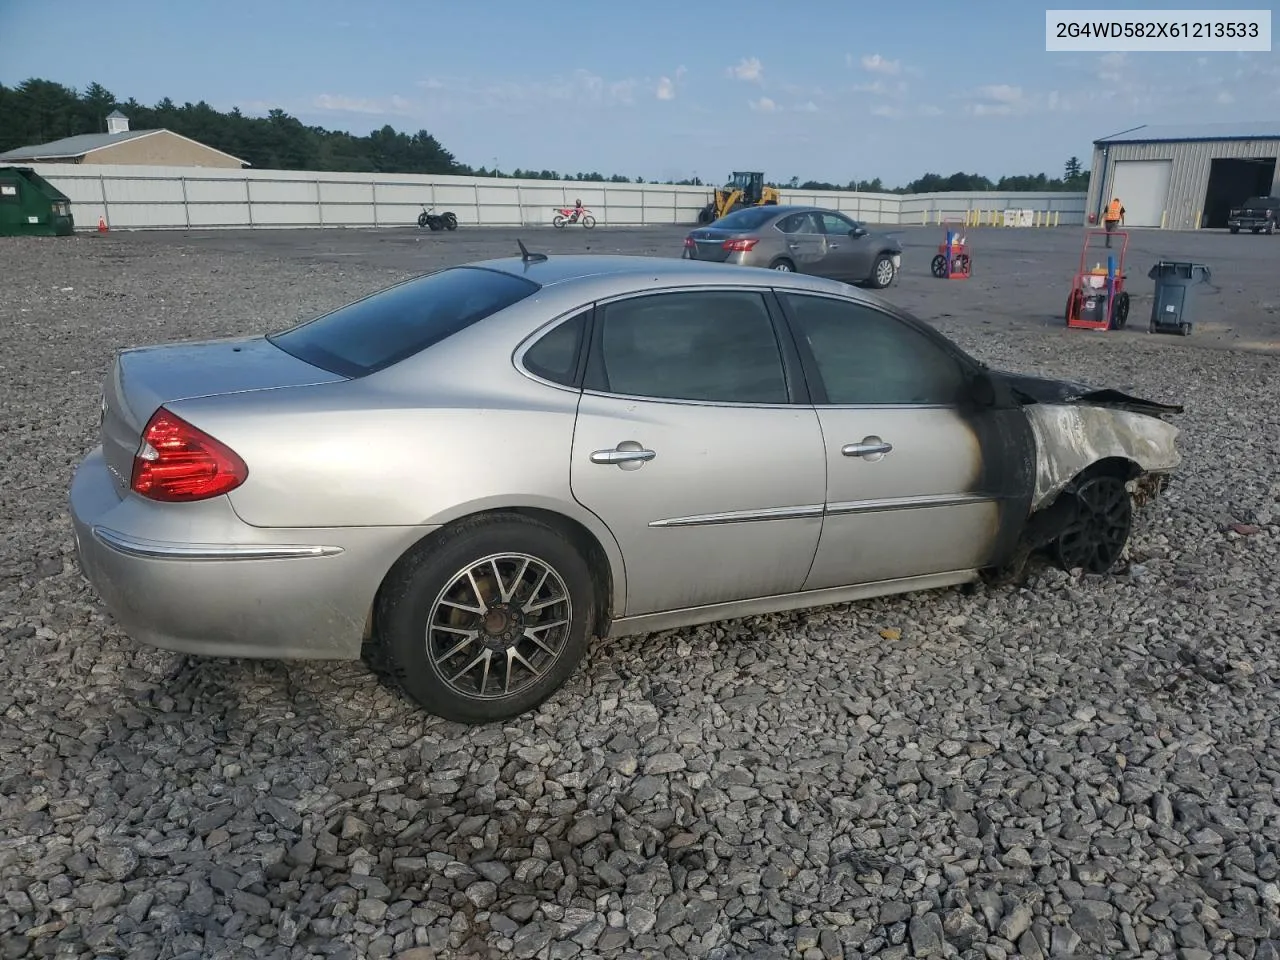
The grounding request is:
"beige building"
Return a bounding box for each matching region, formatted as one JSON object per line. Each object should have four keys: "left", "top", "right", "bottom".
{"left": 0, "top": 110, "right": 247, "bottom": 169}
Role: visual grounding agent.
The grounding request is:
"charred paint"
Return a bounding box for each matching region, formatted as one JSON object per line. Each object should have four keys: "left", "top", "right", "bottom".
{"left": 1022, "top": 404, "right": 1181, "bottom": 509}
{"left": 968, "top": 367, "right": 1182, "bottom": 568}
{"left": 956, "top": 397, "right": 1039, "bottom": 571}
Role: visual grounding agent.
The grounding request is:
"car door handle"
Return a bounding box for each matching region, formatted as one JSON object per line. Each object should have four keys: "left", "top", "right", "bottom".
{"left": 591, "top": 447, "right": 656, "bottom": 465}
{"left": 842, "top": 438, "right": 892, "bottom": 458}
{"left": 828, "top": 243, "right": 840, "bottom": 249}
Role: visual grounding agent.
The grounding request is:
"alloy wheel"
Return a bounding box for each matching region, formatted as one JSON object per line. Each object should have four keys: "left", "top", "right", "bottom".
{"left": 1052, "top": 475, "right": 1132, "bottom": 574}
{"left": 426, "top": 553, "right": 572, "bottom": 700}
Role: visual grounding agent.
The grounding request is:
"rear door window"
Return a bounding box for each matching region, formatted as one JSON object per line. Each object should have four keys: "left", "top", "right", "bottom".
{"left": 269, "top": 266, "right": 539, "bottom": 377}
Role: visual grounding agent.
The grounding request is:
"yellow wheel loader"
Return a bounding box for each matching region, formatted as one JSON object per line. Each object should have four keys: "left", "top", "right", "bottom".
{"left": 696, "top": 171, "right": 780, "bottom": 224}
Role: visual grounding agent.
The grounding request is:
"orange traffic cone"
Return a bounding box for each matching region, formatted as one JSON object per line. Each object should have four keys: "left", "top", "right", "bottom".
{"left": 97, "top": 216, "right": 108, "bottom": 233}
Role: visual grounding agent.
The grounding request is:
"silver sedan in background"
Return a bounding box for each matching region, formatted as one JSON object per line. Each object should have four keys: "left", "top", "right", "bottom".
{"left": 70, "top": 250, "right": 1182, "bottom": 725}
{"left": 683, "top": 204, "right": 903, "bottom": 288}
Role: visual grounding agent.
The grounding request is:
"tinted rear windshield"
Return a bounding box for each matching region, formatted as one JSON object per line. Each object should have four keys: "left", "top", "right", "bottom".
{"left": 713, "top": 207, "right": 780, "bottom": 231}
{"left": 1244, "top": 197, "right": 1277, "bottom": 206}
{"left": 268, "top": 266, "right": 539, "bottom": 377}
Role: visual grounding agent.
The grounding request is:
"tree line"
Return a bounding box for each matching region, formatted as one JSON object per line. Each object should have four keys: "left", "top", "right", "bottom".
{"left": 0, "top": 78, "right": 1090, "bottom": 194}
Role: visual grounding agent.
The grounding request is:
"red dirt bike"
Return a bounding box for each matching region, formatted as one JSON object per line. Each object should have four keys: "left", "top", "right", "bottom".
{"left": 553, "top": 206, "right": 596, "bottom": 229}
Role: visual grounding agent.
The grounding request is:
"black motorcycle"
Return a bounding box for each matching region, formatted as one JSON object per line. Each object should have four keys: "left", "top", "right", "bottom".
{"left": 417, "top": 205, "right": 459, "bottom": 231}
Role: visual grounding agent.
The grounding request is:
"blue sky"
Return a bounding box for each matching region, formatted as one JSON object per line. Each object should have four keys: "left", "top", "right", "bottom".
{"left": 2, "top": 0, "right": 1278, "bottom": 186}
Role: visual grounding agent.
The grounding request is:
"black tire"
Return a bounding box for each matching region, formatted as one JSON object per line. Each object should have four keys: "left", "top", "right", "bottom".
{"left": 1230, "top": 226, "right": 1239, "bottom": 234}
{"left": 417, "top": 213, "right": 428, "bottom": 228}
{"left": 866, "top": 253, "right": 896, "bottom": 289}
{"left": 931, "top": 254, "right": 947, "bottom": 278}
{"left": 582, "top": 215, "right": 596, "bottom": 229}
{"left": 697, "top": 205, "right": 714, "bottom": 225}
{"left": 553, "top": 215, "right": 567, "bottom": 229}
{"left": 374, "top": 514, "right": 596, "bottom": 724}
{"left": 1049, "top": 472, "right": 1133, "bottom": 575}
{"left": 1112, "top": 291, "right": 1130, "bottom": 330}
{"left": 769, "top": 257, "right": 795, "bottom": 272}
{"left": 1180, "top": 322, "right": 1192, "bottom": 336}
{"left": 1066, "top": 290, "right": 1081, "bottom": 325}
{"left": 444, "top": 212, "right": 458, "bottom": 230}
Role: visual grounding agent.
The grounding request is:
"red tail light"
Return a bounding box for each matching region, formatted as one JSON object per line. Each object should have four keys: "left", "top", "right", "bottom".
{"left": 130, "top": 407, "right": 249, "bottom": 502}
{"left": 684, "top": 236, "right": 695, "bottom": 247}
{"left": 722, "top": 238, "right": 758, "bottom": 252}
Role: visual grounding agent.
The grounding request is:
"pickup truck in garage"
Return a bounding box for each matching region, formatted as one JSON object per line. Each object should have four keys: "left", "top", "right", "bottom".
{"left": 1227, "top": 196, "right": 1279, "bottom": 234}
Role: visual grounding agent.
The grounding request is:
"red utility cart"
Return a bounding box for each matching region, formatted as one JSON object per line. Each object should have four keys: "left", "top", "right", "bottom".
{"left": 930, "top": 220, "right": 971, "bottom": 280}
{"left": 1065, "top": 229, "right": 1131, "bottom": 330}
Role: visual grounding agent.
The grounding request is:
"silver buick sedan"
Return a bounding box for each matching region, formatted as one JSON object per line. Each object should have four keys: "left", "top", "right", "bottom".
{"left": 70, "top": 249, "right": 1183, "bottom": 724}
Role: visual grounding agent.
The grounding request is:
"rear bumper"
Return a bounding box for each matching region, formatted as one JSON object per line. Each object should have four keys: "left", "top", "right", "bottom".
{"left": 69, "top": 445, "right": 434, "bottom": 660}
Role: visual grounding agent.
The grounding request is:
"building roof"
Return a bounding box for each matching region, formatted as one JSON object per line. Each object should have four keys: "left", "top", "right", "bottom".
{"left": 0, "top": 128, "right": 248, "bottom": 166}
{"left": 106, "top": 109, "right": 127, "bottom": 119}
{"left": 1094, "top": 121, "right": 1280, "bottom": 145}
{"left": 0, "top": 130, "right": 154, "bottom": 160}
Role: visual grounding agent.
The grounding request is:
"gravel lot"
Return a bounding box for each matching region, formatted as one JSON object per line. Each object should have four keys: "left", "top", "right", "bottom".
{"left": 1, "top": 224, "right": 1278, "bottom": 960}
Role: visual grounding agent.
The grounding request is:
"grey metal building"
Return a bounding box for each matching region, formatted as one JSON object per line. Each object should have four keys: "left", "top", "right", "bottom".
{"left": 1087, "top": 121, "right": 1280, "bottom": 231}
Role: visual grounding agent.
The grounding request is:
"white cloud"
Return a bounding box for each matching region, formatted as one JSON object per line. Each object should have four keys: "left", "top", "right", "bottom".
{"left": 796, "top": 100, "right": 819, "bottom": 113}
{"left": 417, "top": 78, "right": 446, "bottom": 90}
{"left": 1097, "top": 52, "right": 1127, "bottom": 83}
{"left": 749, "top": 96, "right": 778, "bottom": 112}
{"left": 976, "top": 84, "right": 1023, "bottom": 104}
{"left": 312, "top": 94, "right": 416, "bottom": 116}
{"left": 871, "top": 104, "right": 902, "bottom": 118}
{"left": 860, "top": 54, "right": 902, "bottom": 75}
{"left": 1217, "top": 90, "right": 1235, "bottom": 104}
{"left": 727, "top": 57, "right": 763, "bottom": 82}
{"left": 655, "top": 65, "right": 687, "bottom": 101}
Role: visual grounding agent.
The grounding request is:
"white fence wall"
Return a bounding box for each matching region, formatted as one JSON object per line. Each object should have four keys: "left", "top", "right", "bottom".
{"left": 27, "top": 162, "right": 1089, "bottom": 231}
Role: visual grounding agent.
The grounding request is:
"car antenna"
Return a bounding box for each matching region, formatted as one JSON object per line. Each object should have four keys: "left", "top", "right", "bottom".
{"left": 517, "top": 239, "right": 548, "bottom": 263}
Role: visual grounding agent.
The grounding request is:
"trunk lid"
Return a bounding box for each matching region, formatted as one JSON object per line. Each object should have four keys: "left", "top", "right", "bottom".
{"left": 99, "top": 335, "right": 345, "bottom": 497}
{"left": 686, "top": 228, "right": 744, "bottom": 263}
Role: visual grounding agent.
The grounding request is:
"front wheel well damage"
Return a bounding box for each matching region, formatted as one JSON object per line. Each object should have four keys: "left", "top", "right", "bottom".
{"left": 983, "top": 455, "right": 1160, "bottom": 586}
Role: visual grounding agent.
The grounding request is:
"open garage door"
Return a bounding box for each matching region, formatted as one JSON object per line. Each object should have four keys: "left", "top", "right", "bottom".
{"left": 1107, "top": 160, "right": 1173, "bottom": 228}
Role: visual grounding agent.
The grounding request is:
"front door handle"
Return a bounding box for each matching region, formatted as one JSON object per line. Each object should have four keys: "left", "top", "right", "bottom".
{"left": 842, "top": 437, "right": 892, "bottom": 460}
{"left": 591, "top": 442, "right": 656, "bottom": 469}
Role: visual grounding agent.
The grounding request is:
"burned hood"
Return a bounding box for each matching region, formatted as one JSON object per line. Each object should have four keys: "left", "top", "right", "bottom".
{"left": 990, "top": 370, "right": 1184, "bottom": 417}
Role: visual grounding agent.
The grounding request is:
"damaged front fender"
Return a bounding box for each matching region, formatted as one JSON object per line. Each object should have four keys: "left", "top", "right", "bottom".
{"left": 1023, "top": 403, "right": 1182, "bottom": 510}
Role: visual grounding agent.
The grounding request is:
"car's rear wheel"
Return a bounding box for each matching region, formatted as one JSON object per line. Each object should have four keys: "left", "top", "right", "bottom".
{"left": 1050, "top": 472, "right": 1133, "bottom": 574}
{"left": 374, "top": 514, "right": 596, "bottom": 723}
{"left": 867, "top": 253, "right": 896, "bottom": 289}
{"left": 770, "top": 258, "right": 794, "bottom": 271}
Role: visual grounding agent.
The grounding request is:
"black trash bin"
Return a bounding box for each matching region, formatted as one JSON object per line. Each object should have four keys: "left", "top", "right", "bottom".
{"left": 1147, "top": 261, "right": 1212, "bottom": 337}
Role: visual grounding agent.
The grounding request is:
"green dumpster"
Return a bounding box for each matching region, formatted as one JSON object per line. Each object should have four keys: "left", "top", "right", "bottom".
{"left": 0, "top": 166, "right": 76, "bottom": 237}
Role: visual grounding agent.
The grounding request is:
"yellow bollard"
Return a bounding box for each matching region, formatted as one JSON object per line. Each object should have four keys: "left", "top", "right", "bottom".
{"left": 1160, "top": 210, "right": 1167, "bottom": 229}
{"left": 1193, "top": 210, "right": 1201, "bottom": 229}
{"left": 1034, "top": 211, "right": 1042, "bottom": 228}
{"left": 1053, "top": 211, "right": 1060, "bottom": 227}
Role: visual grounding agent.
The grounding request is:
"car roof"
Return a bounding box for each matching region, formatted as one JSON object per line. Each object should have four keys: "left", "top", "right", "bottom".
{"left": 467, "top": 252, "right": 872, "bottom": 296}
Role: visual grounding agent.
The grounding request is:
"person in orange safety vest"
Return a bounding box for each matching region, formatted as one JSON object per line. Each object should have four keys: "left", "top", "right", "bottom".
{"left": 1103, "top": 197, "right": 1125, "bottom": 246}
